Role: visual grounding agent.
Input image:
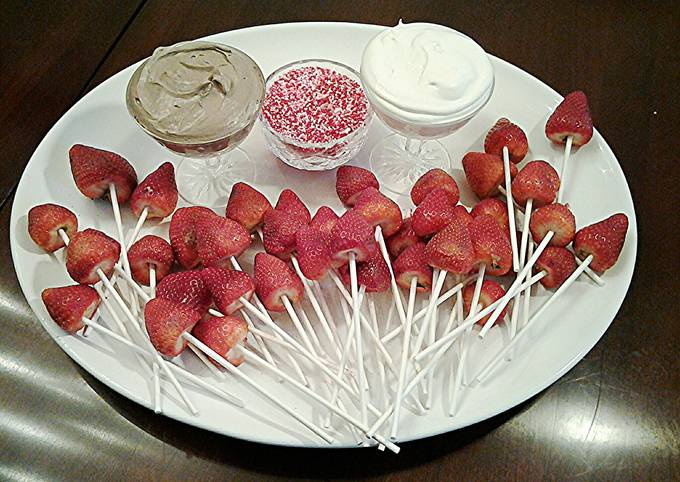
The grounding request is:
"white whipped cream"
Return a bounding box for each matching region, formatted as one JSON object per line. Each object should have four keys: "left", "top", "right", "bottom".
{"left": 361, "top": 22, "right": 494, "bottom": 125}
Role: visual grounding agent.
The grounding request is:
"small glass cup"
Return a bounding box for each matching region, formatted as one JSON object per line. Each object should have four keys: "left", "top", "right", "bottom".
{"left": 259, "top": 59, "right": 372, "bottom": 171}
{"left": 126, "top": 41, "right": 265, "bottom": 207}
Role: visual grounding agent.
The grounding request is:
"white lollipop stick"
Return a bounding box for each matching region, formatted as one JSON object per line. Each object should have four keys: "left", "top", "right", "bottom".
{"left": 509, "top": 198, "right": 533, "bottom": 340}
{"left": 502, "top": 146, "right": 520, "bottom": 271}
{"left": 390, "top": 276, "right": 418, "bottom": 441}
{"left": 188, "top": 344, "right": 226, "bottom": 380}
{"left": 473, "top": 255, "right": 593, "bottom": 384}
{"left": 127, "top": 206, "right": 149, "bottom": 250}
{"left": 412, "top": 269, "right": 448, "bottom": 356}
{"left": 478, "top": 231, "right": 554, "bottom": 338}
{"left": 311, "top": 280, "right": 341, "bottom": 349}
{"left": 384, "top": 301, "right": 396, "bottom": 336}
{"left": 368, "top": 299, "right": 387, "bottom": 408}
{"left": 108, "top": 183, "right": 138, "bottom": 314}
{"left": 507, "top": 241, "right": 535, "bottom": 362}
{"left": 235, "top": 345, "right": 400, "bottom": 453}
{"left": 147, "top": 264, "right": 164, "bottom": 402}
{"left": 349, "top": 253, "right": 369, "bottom": 425}
{"left": 81, "top": 317, "right": 244, "bottom": 407}
{"left": 240, "top": 309, "right": 286, "bottom": 384}
{"left": 446, "top": 289, "right": 464, "bottom": 402}
{"left": 148, "top": 264, "right": 156, "bottom": 298}
{"left": 182, "top": 332, "right": 334, "bottom": 445}
{"left": 281, "top": 296, "right": 319, "bottom": 357}
{"left": 96, "top": 268, "right": 198, "bottom": 414}
{"left": 556, "top": 136, "right": 573, "bottom": 204}
{"left": 375, "top": 226, "right": 407, "bottom": 327}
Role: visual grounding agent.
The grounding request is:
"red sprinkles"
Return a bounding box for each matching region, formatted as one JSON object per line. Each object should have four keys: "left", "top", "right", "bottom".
{"left": 262, "top": 66, "right": 369, "bottom": 145}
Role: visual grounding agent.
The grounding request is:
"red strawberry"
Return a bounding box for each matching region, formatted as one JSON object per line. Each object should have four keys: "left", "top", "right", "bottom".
{"left": 336, "top": 165, "right": 379, "bottom": 206}
{"left": 353, "top": 187, "right": 403, "bottom": 237}
{"left": 329, "top": 210, "right": 377, "bottom": 267}
{"left": 412, "top": 188, "right": 457, "bottom": 237}
{"left": 144, "top": 297, "right": 201, "bottom": 357}
{"left": 254, "top": 253, "right": 304, "bottom": 312}
{"left": 262, "top": 209, "right": 307, "bottom": 261}
{"left": 468, "top": 214, "right": 513, "bottom": 276}
{"left": 512, "top": 160, "right": 560, "bottom": 208}
{"left": 310, "top": 206, "right": 339, "bottom": 236}
{"left": 471, "top": 198, "right": 510, "bottom": 236}
{"left": 201, "top": 267, "right": 255, "bottom": 315}
{"left": 356, "top": 250, "right": 391, "bottom": 293}
{"left": 195, "top": 211, "right": 251, "bottom": 268}
{"left": 463, "top": 280, "right": 508, "bottom": 326}
{"left": 66, "top": 229, "right": 120, "bottom": 284}
{"left": 484, "top": 117, "right": 529, "bottom": 164}
{"left": 386, "top": 217, "right": 420, "bottom": 258}
{"left": 130, "top": 162, "right": 178, "bottom": 219}
{"left": 156, "top": 270, "right": 212, "bottom": 315}
{"left": 275, "top": 189, "right": 311, "bottom": 223}
{"left": 452, "top": 205, "right": 474, "bottom": 227}
{"left": 225, "top": 182, "right": 272, "bottom": 232}
{"left": 573, "top": 213, "right": 628, "bottom": 272}
{"left": 295, "top": 225, "right": 332, "bottom": 280}
{"left": 393, "top": 242, "right": 433, "bottom": 292}
{"left": 463, "top": 152, "right": 518, "bottom": 199}
{"left": 425, "top": 220, "right": 475, "bottom": 275}
{"left": 192, "top": 314, "right": 249, "bottom": 366}
{"left": 69, "top": 144, "right": 137, "bottom": 203}
{"left": 545, "top": 91, "right": 593, "bottom": 146}
{"left": 28, "top": 203, "right": 78, "bottom": 252}
{"left": 533, "top": 247, "right": 576, "bottom": 289}
{"left": 529, "top": 203, "right": 576, "bottom": 247}
{"left": 411, "top": 168, "right": 460, "bottom": 206}
{"left": 169, "top": 206, "right": 214, "bottom": 269}
{"left": 127, "top": 235, "right": 174, "bottom": 286}
{"left": 41, "top": 285, "right": 100, "bottom": 333}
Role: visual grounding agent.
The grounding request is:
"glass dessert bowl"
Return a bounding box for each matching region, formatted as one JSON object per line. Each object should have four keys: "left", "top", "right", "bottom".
{"left": 260, "top": 59, "right": 372, "bottom": 171}
{"left": 361, "top": 22, "right": 495, "bottom": 196}
{"left": 126, "top": 40, "right": 265, "bottom": 207}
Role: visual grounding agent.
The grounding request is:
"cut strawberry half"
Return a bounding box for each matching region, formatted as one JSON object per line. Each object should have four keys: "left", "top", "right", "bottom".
{"left": 511, "top": 160, "right": 560, "bottom": 208}
{"left": 310, "top": 206, "right": 339, "bottom": 237}
{"left": 42, "top": 285, "right": 100, "bottom": 333}
{"left": 156, "top": 270, "right": 212, "bottom": 315}
{"left": 545, "top": 91, "right": 593, "bottom": 146}
{"left": 201, "top": 267, "right": 255, "bottom": 315}
{"left": 452, "top": 205, "right": 474, "bottom": 227}
{"left": 28, "top": 203, "right": 78, "bottom": 252}
{"left": 225, "top": 182, "right": 272, "bottom": 232}
{"left": 573, "top": 213, "right": 628, "bottom": 273}
{"left": 192, "top": 314, "right": 249, "bottom": 367}
{"left": 169, "top": 206, "right": 214, "bottom": 269}
{"left": 386, "top": 216, "right": 421, "bottom": 258}
{"left": 412, "top": 188, "right": 457, "bottom": 237}
{"left": 424, "top": 220, "right": 475, "bottom": 275}
{"left": 69, "top": 144, "right": 137, "bottom": 203}
{"left": 471, "top": 198, "right": 510, "bottom": 237}
{"left": 468, "top": 214, "right": 513, "bottom": 276}
{"left": 463, "top": 280, "right": 508, "bottom": 326}
{"left": 65, "top": 229, "right": 120, "bottom": 284}
{"left": 254, "top": 252, "right": 304, "bottom": 312}
{"left": 128, "top": 235, "right": 175, "bottom": 286}
{"left": 356, "top": 250, "right": 391, "bottom": 293}
{"left": 130, "top": 162, "right": 178, "bottom": 219}
{"left": 145, "top": 297, "right": 201, "bottom": 357}
{"left": 335, "top": 165, "right": 379, "bottom": 206}
{"left": 275, "top": 189, "right": 311, "bottom": 223}
{"left": 411, "top": 168, "right": 460, "bottom": 206}
{"left": 329, "top": 210, "right": 377, "bottom": 267}
{"left": 295, "top": 224, "right": 332, "bottom": 280}
{"left": 463, "top": 151, "right": 518, "bottom": 199}
{"left": 195, "top": 210, "right": 251, "bottom": 268}
{"left": 393, "top": 242, "right": 433, "bottom": 292}
{"left": 533, "top": 247, "right": 577, "bottom": 289}
{"left": 262, "top": 208, "right": 307, "bottom": 261}
{"left": 353, "top": 187, "right": 403, "bottom": 237}
{"left": 529, "top": 203, "right": 576, "bottom": 247}
{"left": 484, "top": 117, "right": 529, "bottom": 164}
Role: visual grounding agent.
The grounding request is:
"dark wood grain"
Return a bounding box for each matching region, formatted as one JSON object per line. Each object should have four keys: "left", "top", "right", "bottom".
{"left": 2, "top": 1, "right": 679, "bottom": 480}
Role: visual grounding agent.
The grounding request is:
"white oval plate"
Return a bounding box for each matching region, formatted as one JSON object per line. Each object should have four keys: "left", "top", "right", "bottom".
{"left": 10, "top": 22, "right": 636, "bottom": 448}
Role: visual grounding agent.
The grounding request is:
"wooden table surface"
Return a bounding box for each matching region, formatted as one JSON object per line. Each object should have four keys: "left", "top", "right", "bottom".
{"left": 2, "top": 1, "right": 679, "bottom": 480}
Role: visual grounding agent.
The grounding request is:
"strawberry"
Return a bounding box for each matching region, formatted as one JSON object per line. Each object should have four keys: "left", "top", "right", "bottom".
{"left": 144, "top": 297, "right": 201, "bottom": 357}
{"left": 156, "top": 270, "right": 212, "bottom": 315}
{"left": 295, "top": 225, "right": 332, "bottom": 280}
{"left": 254, "top": 252, "right": 304, "bottom": 312}
{"left": 463, "top": 280, "right": 508, "bottom": 326}
{"left": 262, "top": 209, "right": 307, "bottom": 261}
{"left": 69, "top": 144, "right": 137, "bottom": 203}
{"left": 468, "top": 214, "right": 513, "bottom": 276}
{"left": 393, "top": 242, "right": 433, "bottom": 292}
{"left": 452, "top": 205, "right": 474, "bottom": 227}
{"left": 41, "top": 285, "right": 100, "bottom": 333}
{"left": 130, "top": 162, "right": 178, "bottom": 219}
{"left": 545, "top": 91, "right": 593, "bottom": 146}
{"left": 127, "top": 235, "right": 174, "bottom": 286}
{"left": 462, "top": 152, "right": 518, "bottom": 199}
{"left": 329, "top": 210, "right": 377, "bottom": 267}
{"left": 201, "top": 267, "right": 255, "bottom": 315}
{"left": 533, "top": 247, "right": 576, "bottom": 289}
{"left": 412, "top": 188, "right": 457, "bottom": 237}
{"left": 484, "top": 117, "right": 529, "bottom": 164}
{"left": 424, "top": 220, "right": 475, "bottom": 275}
{"left": 169, "top": 206, "right": 214, "bottom": 269}
{"left": 471, "top": 198, "right": 510, "bottom": 236}
{"left": 356, "top": 250, "right": 391, "bottom": 293}
{"left": 65, "top": 229, "right": 120, "bottom": 284}
{"left": 353, "top": 187, "right": 403, "bottom": 237}
{"left": 310, "top": 206, "right": 339, "bottom": 236}
{"left": 529, "top": 203, "right": 576, "bottom": 247}
{"left": 28, "top": 203, "right": 78, "bottom": 252}
{"left": 410, "top": 168, "right": 460, "bottom": 206}
{"left": 386, "top": 217, "right": 421, "bottom": 258}
{"left": 192, "top": 314, "right": 249, "bottom": 366}
{"left": 335, "top": 165, "right": 379, "bottom": 206}
{"left": 275, "top": 189, "right": 311, "bottom": 223}
{"left": 195, "top": 210, "right": 251, "bottom": 268}
{"left": 573, "top": 213, "right": 628, "bottom": 272}
{"left": 225, "top": 182, "right": 272, "bottom": 232}
{"left": 511, "top": 160, "right": 560, "bottom": 208}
